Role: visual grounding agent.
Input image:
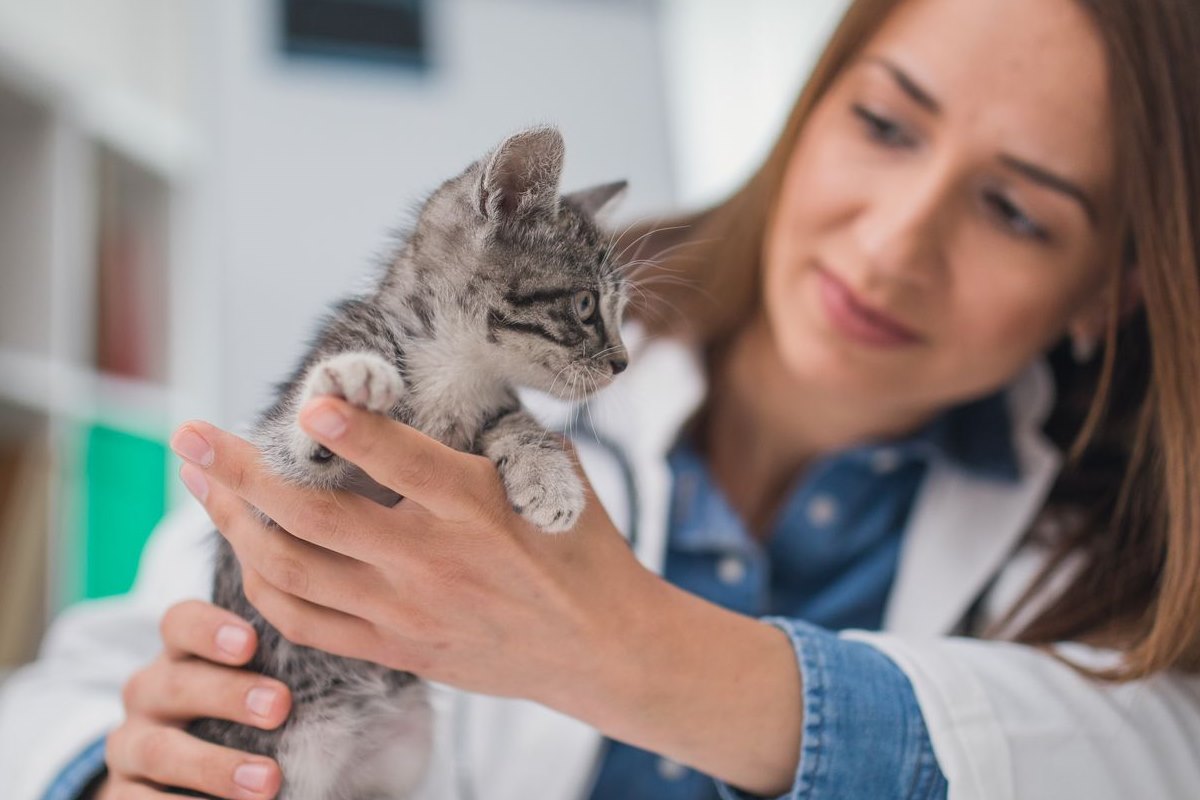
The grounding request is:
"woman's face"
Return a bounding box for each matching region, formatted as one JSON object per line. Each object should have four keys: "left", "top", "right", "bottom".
{"left": 764, "top": 0, "right": 1121, "bottom": 414}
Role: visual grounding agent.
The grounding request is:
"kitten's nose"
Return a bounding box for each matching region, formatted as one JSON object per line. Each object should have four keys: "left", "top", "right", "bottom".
{"left": 609, "top": 357, "right": 628, "bottom": 375}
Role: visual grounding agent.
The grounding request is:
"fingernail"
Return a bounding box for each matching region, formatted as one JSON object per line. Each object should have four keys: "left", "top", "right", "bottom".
{"left": 180, "top": 464, "right": 209, "bottom": 503}
{"left": 246, "top": 686, "right": 278, "bottom": 718}
{"left": 234, "top": 762, "right": 272, "bottom": 791}
{"left": 171, "top": 428, "right": 214, "bottom": 467}
{"left": 304, "top": 404, "right": 348, "bottom": 439}
{"left": 216, "top": 624, "right": 251, "bottom": 657}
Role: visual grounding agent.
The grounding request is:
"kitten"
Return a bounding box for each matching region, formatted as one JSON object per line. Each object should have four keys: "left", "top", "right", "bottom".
{"left": 187, "top": 126, "right": 630, "bottom": 799}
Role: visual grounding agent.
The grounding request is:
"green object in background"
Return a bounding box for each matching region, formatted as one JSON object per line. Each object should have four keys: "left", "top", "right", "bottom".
{"left": 73, "top": 423, "right": 168, "bottom": 600}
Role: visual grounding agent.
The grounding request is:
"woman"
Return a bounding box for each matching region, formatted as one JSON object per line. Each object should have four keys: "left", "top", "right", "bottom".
{"left": 5, "top": 0, "right": 1199, "bottom": 797}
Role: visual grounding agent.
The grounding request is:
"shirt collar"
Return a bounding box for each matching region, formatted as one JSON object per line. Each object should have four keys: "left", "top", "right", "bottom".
{"left": 889, "top": 389, "right": 1021, "bottom": 483}
{"left": 666, "top": 439, "right": 760, "bottom": 554}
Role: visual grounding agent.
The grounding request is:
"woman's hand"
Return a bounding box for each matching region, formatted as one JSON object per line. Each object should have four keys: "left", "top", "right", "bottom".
{"left": 168, "top": 398, "right": 654, "bottom": 706}
{"left": 168, "top": 399, "right": 803, "bottom": 794}
{"left": 98, "top": 600, "right": 290, "bottom": 800}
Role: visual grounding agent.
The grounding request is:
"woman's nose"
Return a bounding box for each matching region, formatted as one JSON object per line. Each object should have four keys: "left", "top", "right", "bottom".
{"left": 854, "top": 168, "right": 950, "bottom": 288}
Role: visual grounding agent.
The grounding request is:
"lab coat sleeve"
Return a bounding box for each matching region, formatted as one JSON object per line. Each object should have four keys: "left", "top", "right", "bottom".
{"left": 0, "top": 502, "right": 216, "bottom": 800}
{"left": 844, "top": 631, "right": 1200, "bottom": 800}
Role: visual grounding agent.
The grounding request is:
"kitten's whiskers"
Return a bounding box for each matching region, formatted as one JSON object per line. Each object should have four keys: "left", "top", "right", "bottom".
{"left": 614, "top": 223, "right": 692, "bottom": 267}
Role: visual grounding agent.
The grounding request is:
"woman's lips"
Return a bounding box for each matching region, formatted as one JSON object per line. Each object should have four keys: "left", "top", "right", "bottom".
{"left": 815, "top": 267, "right": 923, "bottom": 347}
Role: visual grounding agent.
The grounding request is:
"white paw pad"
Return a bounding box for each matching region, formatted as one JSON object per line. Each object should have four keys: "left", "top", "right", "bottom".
{"left": 304, "top": 352, "right": 404, "bottom": 414}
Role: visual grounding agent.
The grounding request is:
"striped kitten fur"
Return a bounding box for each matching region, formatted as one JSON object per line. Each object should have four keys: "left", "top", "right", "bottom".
{"left": 187, "top": 126, "right": 630, "bottom": 799}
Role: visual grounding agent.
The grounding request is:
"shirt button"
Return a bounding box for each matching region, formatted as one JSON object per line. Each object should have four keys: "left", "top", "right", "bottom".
{"left": 806, "top": 494, "right": 839, "bottom": 527}
{"left": 870, "top": 448, "right": 902, "bottom": 475}
{"left": 656, "top": 757, "right": 688, "bottom": 781}
{"left": 716, "top": 555, "right": 747, "bottom": 585}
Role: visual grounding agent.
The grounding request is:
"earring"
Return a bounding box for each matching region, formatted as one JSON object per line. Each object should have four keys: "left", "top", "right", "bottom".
{"left": 1071, "top": 333, "right": 1099, "bottom": 363}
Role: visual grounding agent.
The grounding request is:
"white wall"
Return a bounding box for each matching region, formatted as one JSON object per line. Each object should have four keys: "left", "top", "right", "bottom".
{"left": 200, "top": 0, "right": 677, "bottom": 426}
{"left": 658, "top": 0, "right": 851, "bottom": 207}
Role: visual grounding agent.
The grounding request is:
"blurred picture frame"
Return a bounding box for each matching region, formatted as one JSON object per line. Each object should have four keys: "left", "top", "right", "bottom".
{"left": 279, "top": 0, "right": 429, "bottom": 70}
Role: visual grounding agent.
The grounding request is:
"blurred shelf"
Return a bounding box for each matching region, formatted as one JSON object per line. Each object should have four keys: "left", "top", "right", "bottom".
{"left": 0, "top": 17, "right": 198, "bottom": 180}
{"left": 0, "top": 4, "right": 198, "bottom": 630}
{"left": 79, "top": 88, "right": 198, "bottom": 183}
{"left": 0, "top": 347, "right": 175, "bottom": 439}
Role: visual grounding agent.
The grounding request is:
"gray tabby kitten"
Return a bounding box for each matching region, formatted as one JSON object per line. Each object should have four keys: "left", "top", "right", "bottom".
{"left": 188, "top": 126, "right": 630, "bottom": 799}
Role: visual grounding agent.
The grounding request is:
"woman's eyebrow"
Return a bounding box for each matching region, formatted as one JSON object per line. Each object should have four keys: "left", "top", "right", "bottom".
{"left": 862, "top": 56, "right": 942, "bottom": 115}
{"left": 861, "top": 55, "right": 1099, "bottom": 228}
{"left": 998, "top": 155, "right": 1098, "bottom": 226}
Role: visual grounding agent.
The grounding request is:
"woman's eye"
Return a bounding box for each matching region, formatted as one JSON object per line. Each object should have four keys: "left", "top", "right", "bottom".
{"left": 573, "top": 290, "right": 598, "bottom": 322}
{"left": 985, "top": 191, "right": 1050, "bottom": 242}
{"left": 852, "top": 105, "right": 913, "bottom": 148}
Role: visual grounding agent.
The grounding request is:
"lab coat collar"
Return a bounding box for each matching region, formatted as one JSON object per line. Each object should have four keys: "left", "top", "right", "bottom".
{"left": 883, "top": 358, "right": 1061, "bottom": 635}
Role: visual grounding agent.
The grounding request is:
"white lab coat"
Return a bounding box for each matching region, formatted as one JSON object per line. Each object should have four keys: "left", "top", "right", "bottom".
{"left": 2, "top": 332, "right": 1199, "bottom": 800}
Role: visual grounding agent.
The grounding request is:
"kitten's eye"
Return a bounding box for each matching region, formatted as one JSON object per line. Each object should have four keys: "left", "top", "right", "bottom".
{"left": 573, "top": 290, "right": 598, "bottom": 322}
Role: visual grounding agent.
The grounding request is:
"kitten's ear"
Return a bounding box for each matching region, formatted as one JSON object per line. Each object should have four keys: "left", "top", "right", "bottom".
{"left": 563, "top": 180, "right": 628, "bottom": 224}
{"left": 476, "top": 126, "right": 565, "bottom": 223}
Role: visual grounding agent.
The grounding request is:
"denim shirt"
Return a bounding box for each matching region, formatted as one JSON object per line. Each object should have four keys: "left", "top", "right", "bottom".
{"left": 586, "top": 392, "right": 1018, "bottom": 800}
{"left": 47, "top": 394, "right": 1017, "bottom": 800}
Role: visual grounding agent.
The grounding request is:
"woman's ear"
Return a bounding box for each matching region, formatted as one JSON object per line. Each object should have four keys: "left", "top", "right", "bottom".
{"left": 1067, "top": 264, "right": 1143, "bottom": 362}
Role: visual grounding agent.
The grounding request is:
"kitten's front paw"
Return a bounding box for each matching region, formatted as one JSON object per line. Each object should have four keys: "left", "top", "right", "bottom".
{"left": 498, "top": 448, "right": 586, "bottom": 534}
{"left": 303, "top": 351, "right": 405, "bottom": 414}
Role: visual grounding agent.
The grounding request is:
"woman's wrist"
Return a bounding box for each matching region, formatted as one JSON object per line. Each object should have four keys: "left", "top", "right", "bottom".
{"left": 541, "top": 560, "right": 804, "bottom": 796}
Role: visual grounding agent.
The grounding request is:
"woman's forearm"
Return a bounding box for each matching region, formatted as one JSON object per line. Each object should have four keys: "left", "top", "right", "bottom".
{"left": 538, "top": 566, "right": 804, "bottom": 796}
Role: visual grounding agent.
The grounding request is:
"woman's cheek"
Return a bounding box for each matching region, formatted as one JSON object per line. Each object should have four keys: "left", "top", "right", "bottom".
{"left": 794, "top": 153, "right": 865, "bottom": 219}
{"left": 940, "top": 293, "right": 1066, "bottom": 396}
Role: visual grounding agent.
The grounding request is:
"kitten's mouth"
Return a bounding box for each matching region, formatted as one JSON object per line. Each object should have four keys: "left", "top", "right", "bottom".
{"left": 543, "top": 363, "right": 617, "bottom": 399}
{"left": 586, "top": 359, "right": 626, "bottom": 388}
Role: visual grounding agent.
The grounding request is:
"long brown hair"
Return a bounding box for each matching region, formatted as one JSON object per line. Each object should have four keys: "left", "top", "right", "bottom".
{"left": 621, "top": 0, "right": 1200, "bottom": 680}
